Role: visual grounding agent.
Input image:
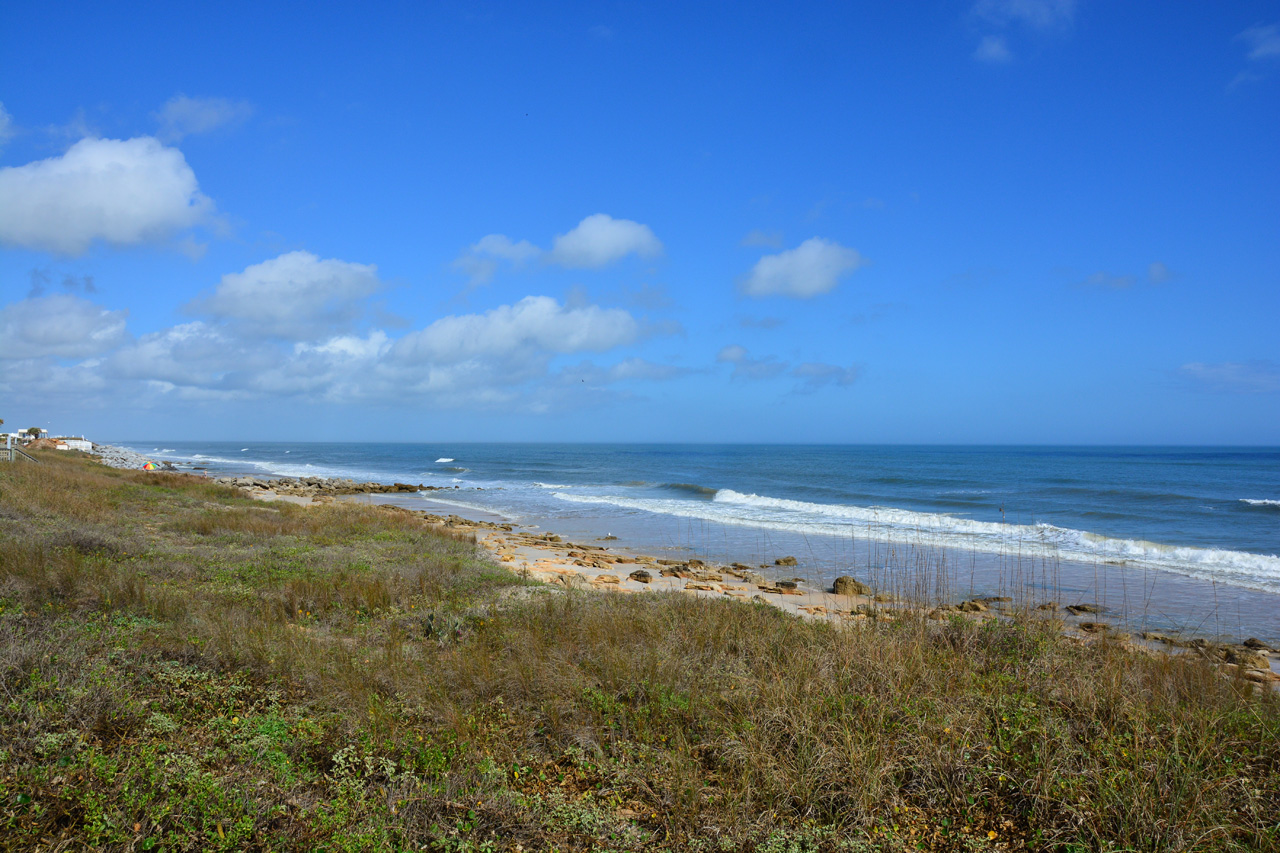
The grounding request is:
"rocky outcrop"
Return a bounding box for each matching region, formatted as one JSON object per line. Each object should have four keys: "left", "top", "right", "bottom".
{"left": 212, "top": 475, "right": 450, "bottom": 498}
{"left": 832, "top": 576, "right": 871, "bottom": 596}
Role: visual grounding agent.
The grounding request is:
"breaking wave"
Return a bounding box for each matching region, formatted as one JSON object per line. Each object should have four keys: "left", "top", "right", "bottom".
{"left": 550, "top": 488, "right": 1280, "bottom": 592}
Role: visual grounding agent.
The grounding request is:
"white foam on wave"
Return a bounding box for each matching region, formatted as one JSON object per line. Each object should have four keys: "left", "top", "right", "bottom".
{"left": 551, "top": 488, "right": 1280, "bottom": 592}
{"left": 165, "top": 450, "right": 398, "bottom": 484}
{"left": 1242, "top": 499, "right": 1280, "bottom": 507}
{"left": 436, "top": 457, "right": 454, "bottom": 463}
{"left": 534, "top": 482, "right": 571, "bottom": 489}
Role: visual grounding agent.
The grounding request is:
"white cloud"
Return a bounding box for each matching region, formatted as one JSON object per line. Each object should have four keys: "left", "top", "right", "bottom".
{"left": 0, "top": 137, "right": 214, "bottom": 255}
{"left": 155, "top": 94, "right": 253, "bottom": 142}
{"left": 1239, "top": 24, "right": 1280, "bottom": 61}
{"left": 557, "top": 357, "right": 691, "bottom": 388}
{"left": 606, "top": 357, "right": 688, "bottom": 382}
{"left": 548, "top": 214, "right": 662, "bottom": 268}
{"left": 295, "top": 330, "right": 391, "bottom": 361}
{"left": 1178, "top": 361, "right": 1280, "bottom": 394}
{"left": 0, "top": 294, "right": 128, "bottom": 359}
{"left": 394, "top": 295, "right": 639, "bottom": 364}
{"left": 187, "top": 251, "right": 381, "bottom": 339}
{"left": 106, "top": 322, "right": 262, "bottom": 387}
{"left": 0, "top": 102, "right": 13, "bottom": 148}
{"left": 740, "top": 238, "right": 865, "bottom": 299}
{"left": 1148, "top": 261, "right": 1173, "bottom": 284}
{"left": 974, "top": 35, "right": 1013, "bottom": 62}
{"left": 974, "top": 0, "right": 1075, "bottom": 31}
{"left": 452, "top": 233, "right": 542, "bottom": 285}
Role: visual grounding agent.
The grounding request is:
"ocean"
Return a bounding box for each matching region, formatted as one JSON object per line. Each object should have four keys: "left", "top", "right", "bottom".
{"left": 126, "top": 442, "right": 1280, "bottom": 643}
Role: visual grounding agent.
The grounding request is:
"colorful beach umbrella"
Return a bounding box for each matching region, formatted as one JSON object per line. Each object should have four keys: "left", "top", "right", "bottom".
{"left": 142, "top": 461, "right": 158, "bottom": 470}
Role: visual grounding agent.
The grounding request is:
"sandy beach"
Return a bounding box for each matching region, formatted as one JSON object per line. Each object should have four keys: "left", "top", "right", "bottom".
{"left": 235, "top": 478, "right": 1280, "bottom": 682}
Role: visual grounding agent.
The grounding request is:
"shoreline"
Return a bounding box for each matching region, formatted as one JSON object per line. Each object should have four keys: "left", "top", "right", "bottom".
{"left": 230, "top": 474, "right": 1280, "bottom": 684}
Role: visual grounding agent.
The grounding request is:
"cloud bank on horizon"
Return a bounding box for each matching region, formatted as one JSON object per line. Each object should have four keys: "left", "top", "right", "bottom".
{"left": 0, "top": 1, "right": 1276, "bottom": 443}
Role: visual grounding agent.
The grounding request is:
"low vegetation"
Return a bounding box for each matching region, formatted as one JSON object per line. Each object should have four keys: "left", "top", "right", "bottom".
{"left": 1, "top": 453, "right": 1277, "bottom": 851}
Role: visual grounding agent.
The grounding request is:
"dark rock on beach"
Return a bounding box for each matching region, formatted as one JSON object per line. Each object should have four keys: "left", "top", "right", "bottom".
{"left": 832, "top": 576, "right": 871, "bottom": 596}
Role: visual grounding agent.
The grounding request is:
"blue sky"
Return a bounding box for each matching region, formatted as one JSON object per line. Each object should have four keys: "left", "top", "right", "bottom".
{"left": 1, "top": 1, "right": 1277, "bottom": 443}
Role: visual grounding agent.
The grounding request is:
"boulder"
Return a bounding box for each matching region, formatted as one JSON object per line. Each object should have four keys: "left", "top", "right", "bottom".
{"left": 1243, "top": 637, "right": 1273, "bottom": 651}
{"left": 774, "top": 556, "right": 798, "bottom": 567}
{"left": 958, "top": 599, "right": 989, "bottom": 613}
{"left": 1225, "top": 647, "right": 1271, "bottom": 670}
{"left": 628, "top": 570, "right": 652, "bottom": 584}
{"left": 832, "top": 576, "right": 871, "bottom": 596}
{"left": 1065, "top": 604, "right": 1101, "bottom": 615}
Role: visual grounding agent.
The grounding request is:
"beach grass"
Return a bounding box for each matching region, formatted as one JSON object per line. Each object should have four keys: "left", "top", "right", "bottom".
{"left": 1, "top": 452, "right": 1278, "bottom": 851}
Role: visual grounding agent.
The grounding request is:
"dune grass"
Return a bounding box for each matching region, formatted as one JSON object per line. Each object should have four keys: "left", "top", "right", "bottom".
{"left": 1, "top": 451, "right": 1277, "bottom": 851}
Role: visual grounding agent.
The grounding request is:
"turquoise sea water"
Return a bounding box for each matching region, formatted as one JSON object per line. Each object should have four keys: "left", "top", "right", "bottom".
{"left": 128, "top": 442, "right": 1280, "bottom": 642}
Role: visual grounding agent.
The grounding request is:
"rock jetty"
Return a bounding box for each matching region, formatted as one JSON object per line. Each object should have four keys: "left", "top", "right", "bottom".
{"left": 212, "top": 475, "right": 449, "bottom": 498}
{"left": 91, "top": 444, "right": 176, "bottom": 470}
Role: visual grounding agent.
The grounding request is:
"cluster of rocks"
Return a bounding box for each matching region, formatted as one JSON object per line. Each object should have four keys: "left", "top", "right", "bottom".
{"left": 376, "top": 504, "right": 513, "bottom": 532}
{"left": 213, "top": 475, "right": 452, "bottom": 498}
{"left": 91, "top": 444, "right": 175, "bottom": 471}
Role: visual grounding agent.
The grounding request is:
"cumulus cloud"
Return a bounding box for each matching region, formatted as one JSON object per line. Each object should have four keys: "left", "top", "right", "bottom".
{"left": 740, "top": 238, "right": 865, "bottom": 299}
{"left": 0, "top": 137, "right": 214, "bottom": 255}
{"left": 394, "top": 295, "right": 639, "bottom": 364}
{"left": 452, "top": 234, "right": 542, "bottom": 285}
{"left": 155, "top": 94, "right": 253, "bottom": 142}
{"left": 187, "top": 251, "right": 381, "bottom": 339}
{"left": 0, "top": 294, "right": 128, "bottom": 359}
{"left": 106, "top": 321, "right": 270, "bottom": 388}
{"left": 548, "top": 214, "right": 662, "bottom": 268}
{"left": 1148, "top": 261, "right": 1174, "bottom": 284}
{"left": 1178, "top": 361, "right": 1280, "bottom": 394}
{"left": 974, "top": 35, "right": 1013, "bottom": 62}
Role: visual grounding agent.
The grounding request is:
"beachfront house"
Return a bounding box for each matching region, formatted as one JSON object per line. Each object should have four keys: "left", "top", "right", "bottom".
{"left": 55, "top": 437, "right": 94, "bottom": 452}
